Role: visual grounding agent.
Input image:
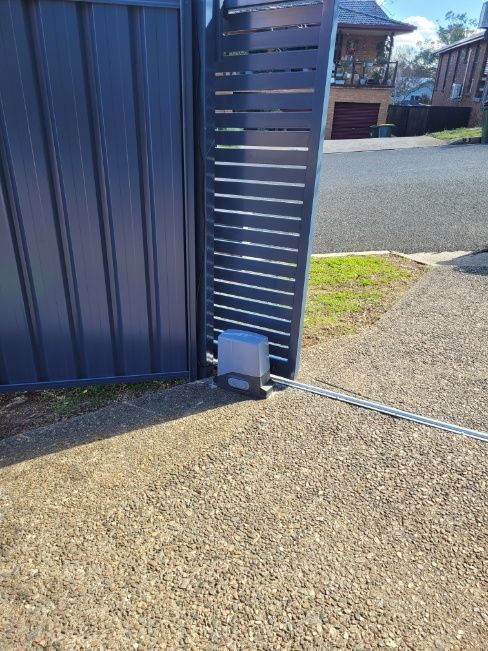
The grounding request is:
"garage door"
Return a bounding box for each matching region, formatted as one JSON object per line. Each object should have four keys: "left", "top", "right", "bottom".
{"left": 331, "top": 102, "right": 380, "bottom": 139}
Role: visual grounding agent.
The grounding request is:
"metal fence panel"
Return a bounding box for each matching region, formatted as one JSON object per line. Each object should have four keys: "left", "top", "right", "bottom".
{"left": 211, "top": 0, "right": 338, "bottom": 378}
{"left": 0, "top": 0, "right": 195, "bottom": 391}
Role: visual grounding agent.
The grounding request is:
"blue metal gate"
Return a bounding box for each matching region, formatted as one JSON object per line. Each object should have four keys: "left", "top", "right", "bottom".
{"left": 0, "top": 0, "right": 196, "bottom": 390}
{"left": 209, "top": 0, "right": 338, "bottom": 378}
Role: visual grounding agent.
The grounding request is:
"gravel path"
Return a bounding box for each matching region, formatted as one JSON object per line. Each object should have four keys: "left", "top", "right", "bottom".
{"left": 1, "top": 267, "right": 487, "bottom": 649}
{"left": 314, "top": 145, "right": 488, "bottom": 254}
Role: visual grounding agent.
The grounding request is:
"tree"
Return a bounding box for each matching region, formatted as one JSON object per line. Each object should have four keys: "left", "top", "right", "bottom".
{"left": 437, "top": 12, "right": 478, "bottom": 45}
{"left": 393, "top": 11, "right": 478, "bottom": 103}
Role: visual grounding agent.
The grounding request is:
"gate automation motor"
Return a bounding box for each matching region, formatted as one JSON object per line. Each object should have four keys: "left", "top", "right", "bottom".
{"left": 216, "top": 330, "right": 273, "bottom": 399}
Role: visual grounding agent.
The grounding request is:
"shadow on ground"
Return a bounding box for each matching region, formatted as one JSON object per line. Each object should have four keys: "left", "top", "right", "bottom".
{"left": 0, "top": 381, "right": 247, "bottom": 469}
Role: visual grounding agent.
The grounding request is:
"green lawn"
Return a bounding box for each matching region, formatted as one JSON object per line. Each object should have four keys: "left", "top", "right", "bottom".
{"left": 430, "top": 127, "right": 482, "bottom": 140}
{"left": 303, "top": 255, "right": 423, "bottom": 345}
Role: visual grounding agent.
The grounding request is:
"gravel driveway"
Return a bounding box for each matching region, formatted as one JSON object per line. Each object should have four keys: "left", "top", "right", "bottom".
{"left": 314, "top": 145, "right": 488, "bottom": 254}
{"left": 1, "top": 266, "right": 487, "bottom": 649}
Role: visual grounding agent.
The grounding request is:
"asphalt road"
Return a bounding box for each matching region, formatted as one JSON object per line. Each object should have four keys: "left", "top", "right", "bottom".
{"left": 314, "top": 144, "right": 488, "bottom": 254}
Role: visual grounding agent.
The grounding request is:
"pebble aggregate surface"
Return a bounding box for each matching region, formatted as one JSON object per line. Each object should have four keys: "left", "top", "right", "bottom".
{"left": 1, "top": 267, "right": 487, "bottom": 649}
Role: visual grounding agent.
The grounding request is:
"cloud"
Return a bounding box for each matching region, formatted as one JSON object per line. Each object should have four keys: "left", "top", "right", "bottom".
{"left": 395, "top": 15, "right": 438, "bottom": 48}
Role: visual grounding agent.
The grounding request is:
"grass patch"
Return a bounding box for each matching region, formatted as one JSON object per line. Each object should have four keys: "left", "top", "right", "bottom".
{"left": 429, "top": 127, "right": 482, "bottom": 140}
{"left": 0, "top": 379, "right": 183, "bottom": 440}
{"left": 1, "top": 255, "right": 423, "bottom": 439}
{"left": 303, "top": 255, "right": 424, "bottom": 346}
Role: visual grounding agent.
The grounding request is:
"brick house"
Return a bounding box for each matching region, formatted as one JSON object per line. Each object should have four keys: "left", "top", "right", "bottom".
{"left": 327, "top": 0, "right": 415, "bottom": 139}
{"left": 431, "top": 31, "right": 488, "bottom": 127}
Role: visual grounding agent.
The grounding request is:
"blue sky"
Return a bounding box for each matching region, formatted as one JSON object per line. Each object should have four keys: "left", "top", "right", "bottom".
{"left": 378, "top": 0, "right": 483, "bottom": 48}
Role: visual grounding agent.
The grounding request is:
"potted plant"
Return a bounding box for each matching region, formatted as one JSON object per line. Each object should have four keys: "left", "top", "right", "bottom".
{"left": 371, "top": 69, "right": 382, "bottom": 85}
{"left": 358, "top": 76, "right": 367, "bottom": 86}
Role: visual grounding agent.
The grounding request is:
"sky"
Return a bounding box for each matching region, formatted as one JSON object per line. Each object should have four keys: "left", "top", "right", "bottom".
{"left": 377, "top": 0, "right": 483, "bottom": 48}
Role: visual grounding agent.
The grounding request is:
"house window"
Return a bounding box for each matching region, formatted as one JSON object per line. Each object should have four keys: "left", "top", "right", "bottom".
{"left": 474, "top": 51, "right": 488, "bottom": 100}
{"left": 451, "top": 50, "right": 460, "bottom": 84}
{"left": 442, "top": 52, "right": 452, "bottom": 90}
{"left": 468, "top": 44, "right": 480, "bottom": 94}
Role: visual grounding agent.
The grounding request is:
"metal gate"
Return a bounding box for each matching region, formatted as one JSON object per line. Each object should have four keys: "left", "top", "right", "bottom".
{"left": 0, "top": 0, "right": 196, "bottom": 391}
{"left": 209, "top": 0, "right": 338, "bottom": 378}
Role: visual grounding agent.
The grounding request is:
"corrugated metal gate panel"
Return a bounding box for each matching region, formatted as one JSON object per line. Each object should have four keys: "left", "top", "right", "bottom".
{"left": 331, "top": 101, "right": 380, "bottom": 139}
{"left": 0, "top": 0, "right": 194, "bottom": 390}
{"left": 211, "top": 0, "right": 338, "bottom": 378}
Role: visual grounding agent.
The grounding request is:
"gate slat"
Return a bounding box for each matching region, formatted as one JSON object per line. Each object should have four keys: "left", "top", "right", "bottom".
{"left": 223, "top": 4, "right": 322, "bottom": 30}
{"left": 222, "top": 26, "right": 320, "bottom": 53}
{"left": 215, "top": 180, "right": 304, "bottom": 201}
{"left": 214, "top": 239, "right": 299, "bottom": 264}
{"left": 214, "top": 252, "right": 296, "bottom": 278}
{"left": 215, "top": 211, "right": 301, "bottom": 233}
{"left": 217, "top": 50, "right": 318, "bottom": 73}
{"left": 214, "top": 279, "right": 295, "bottom": 307}
{"left": 215, "top": 147, "right": 308, "bottom": 166}
{"left": 215, "top": 225, "right": 300, "bottom": 249}
{"left": 215, "top": 111, "right": 312, "bottom": 129}
{"left": 214, "top": 294, "right": 292, "bottom": 320}
{"left": 215, "top": 71, "right": 315, "bottom": 92}
{"left": 214, "top": 266, "right": 295, "bottom": 294}
{"left": 215, "top": 129, "right": 310, "bottom": 148}
{"left": 215, "top": 163, "right": 307, "bottom": 184}
{"left": 215, "top": 196, "right": 303, "bottom": 218}
{"left": 215, "top": 92, "right": 314, "bottom": 112}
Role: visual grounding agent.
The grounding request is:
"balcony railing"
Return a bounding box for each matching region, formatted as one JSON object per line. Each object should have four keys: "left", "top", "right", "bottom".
{"left": 331, "top": 59, "right": 398, "bottom": 88}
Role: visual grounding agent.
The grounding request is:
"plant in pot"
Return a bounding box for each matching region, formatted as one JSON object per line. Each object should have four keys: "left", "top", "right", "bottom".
{"left": 358, "top": 76, "right": 367, "bottom": 86}
{"left": 371, "top": 69, "right": 382, "bottom": 85}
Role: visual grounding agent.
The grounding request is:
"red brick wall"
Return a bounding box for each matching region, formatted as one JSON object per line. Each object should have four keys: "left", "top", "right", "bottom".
{"left": 432, "top": 40, "right": 488, "bottom": 127}
{"left": 326, "top": 87, "right": 391, "bottom": 139}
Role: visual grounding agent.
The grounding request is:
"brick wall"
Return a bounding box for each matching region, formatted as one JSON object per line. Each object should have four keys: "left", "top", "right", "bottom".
{"left": 325, "top": 87, "right": 391, "bottom": 139}
{"left": 432, "top": 40, "right": 488, "bottom": 127}
{"left": 337, "top": 32, "right": 386, "bottom": 62}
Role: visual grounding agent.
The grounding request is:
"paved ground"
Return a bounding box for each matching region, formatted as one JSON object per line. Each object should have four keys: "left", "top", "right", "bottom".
{"left": 1, "top": 264, "right": 487, "bottom": 649}
{"left": 323, "top": 135, "right": 445, "bottom": 154}
{"left": 314, "top": 144, "right": 488, "bottom": 254}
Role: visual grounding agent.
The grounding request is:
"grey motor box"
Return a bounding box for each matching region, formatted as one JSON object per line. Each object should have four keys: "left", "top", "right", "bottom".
{"left": 216, "top": 330, "right": 273, "bottom": 399}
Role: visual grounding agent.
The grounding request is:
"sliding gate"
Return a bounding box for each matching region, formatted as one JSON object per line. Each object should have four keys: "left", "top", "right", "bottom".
{"left": 211, "top": 0, "right": 338, "bottom": 378}
{"left": 0, "top": 0, "right": 196, "bottom": 390}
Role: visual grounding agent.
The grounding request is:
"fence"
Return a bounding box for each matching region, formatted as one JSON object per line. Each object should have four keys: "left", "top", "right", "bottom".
{"left": 0, "top": 0, "right": 196, "bottom": 390}
{"left": 0, "top": 0, "right": 337, "bottom": 392}
{"left": 387, "top": 105, "right": 472, "bottom": 137}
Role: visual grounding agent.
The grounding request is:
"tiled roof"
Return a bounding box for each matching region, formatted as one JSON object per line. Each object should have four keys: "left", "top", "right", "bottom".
{"left": 338, "top": 0, "right": 415, "bottom": 31}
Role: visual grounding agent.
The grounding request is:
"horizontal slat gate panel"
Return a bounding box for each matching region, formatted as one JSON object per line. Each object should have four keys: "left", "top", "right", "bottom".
{"left": 212, "top": 0, "right": 334, "bottom": 379}
{"left": 214, "top": 239, "right": 299, "bottom": 264}
{"left": 215, "top": 92, "right": 314, "bottom": 111}
{"left": 215, "top": 225, "right": 300, "bottom": 248}
{"left": 215, "top": 164, "right": 307, "bottom": 184}
{"left": 215, "top": 306, "right": 291, "bottom": 333}
{"left": 214, "top": 253, "right": 296, "bottom": 278}
{"left": 215, "top": 71, "right": 316, "bottom": 92}
{"left": 223, "top": 4, "right": 322, "bottom": 30}
{"left": 214, "top": 266, "right": 296, "bottom": 294}
{"left": 215, "top": 180, "right": 304, "bottom": 201}
{"left": 217, "top": 50, "right": 318, "bottom": 73}
{"left": 215, "top": 111, "right": 312, "bottom": 129}
{"left": 215, "top": 129, "right": 310, "bottom": 147}
{"left": 214, "top": 294, "right": 292, "bottom": 320}
{"left": 222, "top": 26, "right": 320, "bottom": 53}
{"left": 214, "top": 320, "right": 291, "bottom": 349}
{"left": 215, "top": 211, "right": 301, "bottom": 233}
{"left": 215, "top": 196, "right": 303, "bottom": 217}
{"left": 215, "top": 147, "right": 308, "bottom": 166}
{"left": 214, "top": 280, "right": 295, "bottom": 307}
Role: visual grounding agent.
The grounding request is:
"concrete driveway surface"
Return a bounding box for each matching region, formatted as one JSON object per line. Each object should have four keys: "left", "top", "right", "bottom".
{"left": 1, "top": 264, "right": 487, "bottom": 649}
{"left": 315, "top": 144, "right": 488, "bottom": 254}
{"left": 323, "top": 135, "right": 446, "bottom": 154}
